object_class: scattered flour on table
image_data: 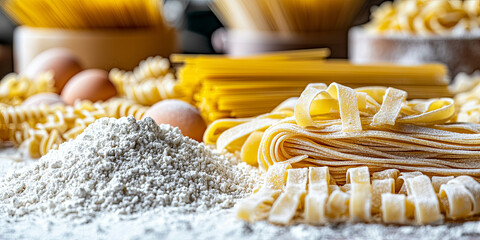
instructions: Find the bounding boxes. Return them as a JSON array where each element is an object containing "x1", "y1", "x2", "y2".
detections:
[{"x1": 0, "y1": 116, "x2": 260, "y2": 221}]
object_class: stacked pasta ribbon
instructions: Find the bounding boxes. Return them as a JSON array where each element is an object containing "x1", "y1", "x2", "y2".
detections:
[
  {"x1": 207, "y1": 83, "x2": 480, "y2": 184},
  {"x1": 237, "y1": 164, "x2": 480, "y2": 224}
]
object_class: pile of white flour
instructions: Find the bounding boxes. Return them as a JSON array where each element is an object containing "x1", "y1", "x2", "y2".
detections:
[{"x1": 0, "y1": 117, "x2": 259, "y2": 221}]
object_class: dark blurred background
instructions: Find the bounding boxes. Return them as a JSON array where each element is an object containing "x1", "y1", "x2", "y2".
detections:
[{"x1": 0, "y1": 0, "x2": 387, "y2": 77}]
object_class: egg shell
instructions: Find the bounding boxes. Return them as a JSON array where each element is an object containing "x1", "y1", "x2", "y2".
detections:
[
  {"x1": 22, "y1": 93, "x2": 64, "y2": 107},
  {"x1": 24, "y1": 48, "x2": 83, "y2": 93},
  {"x1": 143, "y1": 100, "x2": 207, "y2": 142},
  {"x1": 61, "y1": 69, "x2": 117, "y2": 105}
]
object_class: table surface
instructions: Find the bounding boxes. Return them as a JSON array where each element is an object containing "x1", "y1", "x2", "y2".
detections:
[{"x1": 1, "y1": 147, "x2": 480, "y2": 240}]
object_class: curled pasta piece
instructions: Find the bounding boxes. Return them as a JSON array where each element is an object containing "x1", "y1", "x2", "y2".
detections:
[
  {"x1": 101, "y1": 98, "x2": 148, "y2": 120},
  {"x1": 397, "y1": 172, "x2": 423, "y2": 194},
  {"x1": 240, "y1": 131, "x2": 264, "y2": 166},
  {"x1": 236, "y1": 187, "x2": 281, "y2": 222},
  {"x1": 216, "y1": 117, "x2": 280, "y2": 152},
  {"x1": 326, "y1": 189, "x2": 350, "y2": 221},
  {"x1": 236, "y1": 163, "x2": 291, "y2": 222},
  {"x1": 304, "y1": 167, "x2": 330, "y2": 224},
  {"x1": 432, "y1": 176, "x2": 454, "y2": 193},
  {"x1": 381, "y1": 193, "x2": 407, "y2": 224},
  {"x1": 203, "y1": 118, "x2": 251, "y2": 145},
  {"x1": 439, "y1": 183, "x2": 474, "y2": 219},
  {"x1": 346, "y1": 167, "x2": 372, "y2": 222},
  {"x1": 295, "y1": 83, "x2": 362, "y2": 132},
  {"x1": 268, "y1": 168, "x2": 308, "y2": 225},
  {"x1": 372, "y1": 178, "x2": 395, "y2": 214},
  {"x1": 372, "y1": 169, "x2": 400, "y2": 181},
  {"x1": 405, "y1": 175, "x2": 443, "y2": 224},
  {"x1": 448, "y1": 176, "x2": 480, "y2": 215}
]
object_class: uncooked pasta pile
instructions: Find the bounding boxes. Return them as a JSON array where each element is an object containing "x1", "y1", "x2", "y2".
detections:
[
  {"x1": 0, "y1": 73, "x2": 55, "y2": 106},
  {"x1": 207, "y1": 82, "x2": 480, "y2": 184},
  {"x1": 366, "y1": 0, "x2": 480, "y2": 35},
  {"x1": 0, "y1": 98, "x2": 149, "y2": 158},
  {"x1": 174, "y1": 50, "x2": 450, "y2": 123},
  {"x1": 109, "y1": 56, "x2": 186, "y2": 106},
  {"x1": 237, "y1": 163, "x2": 480, "y2": 225}
]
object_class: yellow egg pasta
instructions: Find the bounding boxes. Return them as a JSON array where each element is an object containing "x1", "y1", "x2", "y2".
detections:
[
  {"x1": 238, "y1": 165, "x2": 480, "y2": 225},
  {"x1": 174, "y1": 51, "x2": 450, "y2": 123},
  {"x1": 366, "y1": 0, "x2": 478, "y2": 35},
  {"x1": 0, "y1": 73, "x2": 55, "y2": 106},
  {"x1": 109, "y1": 56, "x2": 185, "y2": 106}
]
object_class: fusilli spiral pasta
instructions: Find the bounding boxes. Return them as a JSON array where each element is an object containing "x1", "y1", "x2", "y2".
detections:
[
  {"x1": 101, "y1": 98, "x2": 148, "y2": 119},
  {"x1": 0, "y1": 72, "x2": 55, "y2": 105},
  {"x1": 109, "y1": 56, "x2": 185, "y2": 105}
]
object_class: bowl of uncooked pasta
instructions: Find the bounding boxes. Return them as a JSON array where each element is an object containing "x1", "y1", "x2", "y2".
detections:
[{"x1": 349, "y1": 0, "x2": 480, "y2": 76}]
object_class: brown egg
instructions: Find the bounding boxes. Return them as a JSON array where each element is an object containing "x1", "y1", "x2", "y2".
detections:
[
  {"x1": 24, "y1": 48, "x2": 83, "y2": 93},
  {"x1": 61, "y1": 69, "x2": 117, "y2": 105},
  {"x1": 22, "y1": 93, "x2": 64, "y2": 107},
  {"x1": 143, "y1": 100, "x2": 207, "y2": 142}
]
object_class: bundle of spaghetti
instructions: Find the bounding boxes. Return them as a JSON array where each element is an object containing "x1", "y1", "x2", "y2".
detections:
[
  {"x1": 174, "y1": 51, "x2": 451, "y2": 122},
  {"x1": 109, "y1": 56, "x2": 186, "y2": 105},
  {"x1": 0, "y1": 72, "x2": 55, "y2": 106},
  {"x1": 2, "y1": 0, "x2": 167, "y2": 29},
  {"x1": 207, "y1": 82, "x2": 480, "y2": 184},
  {"x1": 238, "y1": 164, "x2": 480, "y2": 225},
  {"x1": 366, "y1": 0, "x2": 480, "y2": 35},
  {"x1": 211, "y1": 0, "x2": 365, "y2": 32}
]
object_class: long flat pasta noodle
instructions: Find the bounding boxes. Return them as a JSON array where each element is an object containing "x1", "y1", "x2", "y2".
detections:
[
  {"x1": 241, "y1": 131, "x2": 264, "y2": 166},
  {"x1": 326, "y1": 189, "x2": 350, "y2": 220},
  {"x1": 236, "y1": 162, "x2": 291, "y2": 222},
  {"x1": 448, "y1": 176, "x2": 480, "y2": 215},
  {"x1": 397, "y1": 172, "x2": 423, "y2": 194},
  {"x1": 372, "y1": 169, "x2": 400, "y2": 181},
  {"x1": 372, "y1": 179, "x2": 395, "y2": 214},
  {"x1": 263, "y1": 162, "x2": 292, "y2": 190},
  {"x1": 372, "y1": 88, "x2": 407, "y2": 126},
  {"x1": 304, "y1": 167, "x2": 330, "y2": 224},
  {"x1": 269, "y1": 168, "x2": 308, "y2": 225},
  {"x1": 327, "y1": 83, "x2": 362, "y2": 132},
  {"x1": 406, "y1": 175, "x2": 443, "y2": 224},
  {"x1": 216, "y1": 117, "x2": 279, "y2": 152},
  {"x1": 405, "y1": 196, "x2": 416, "y2": 220},
  {"x1": 346, "y1": 167, "x2": 372, "y2": 222},
  {"x1": 432, "y1": 176, "x2": 454, "y2": 193},
  {"x1": 381, "y1": 193, "x2": 407, "y2": 224},
  {"x1": 236, "y1": 187, "x2": 281, "y2": 222},
  {"x1": 203, "y1": 118, "x2": 250, "y2": 144},
  {"x1": 439, "y1": 183, "x2": 474, "y2": 219},
  {"x1": 294, "y1": 83, "x2": 327, "y2": 128}
]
